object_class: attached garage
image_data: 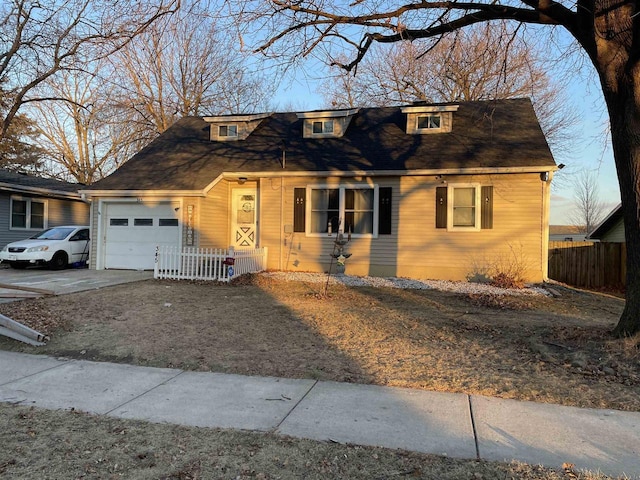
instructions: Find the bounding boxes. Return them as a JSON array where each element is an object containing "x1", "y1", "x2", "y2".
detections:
[{"x1": 102, "y1": 201, "x2": 181, "y2": 270}]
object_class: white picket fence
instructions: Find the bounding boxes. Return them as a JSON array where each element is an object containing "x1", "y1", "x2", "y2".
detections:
[{"x1": 154, "y1": 246, "x2": 268, "y2": 282}]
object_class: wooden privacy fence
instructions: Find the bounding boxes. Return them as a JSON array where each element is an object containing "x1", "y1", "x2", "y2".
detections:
[
  {"x1": 548, "y1": 241, "x2": 626, "y2": 288},
  {"x1": 154, "y1": 246, "x2": 268, "y2": 282}
]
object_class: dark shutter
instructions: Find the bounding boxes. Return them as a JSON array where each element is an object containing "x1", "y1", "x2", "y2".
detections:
[
  {"x1": 293, "y1": 188, "x2": 306, "y2": 232},
  {"x1": 378, "y1": 187, "x2": 392, "y2": 235},
  {"x1": 436, "y1": 187, "x2": 447, "y2": 229},
  {"x1": 481, "y1": 186, "x2": 493, "y2": 229}
]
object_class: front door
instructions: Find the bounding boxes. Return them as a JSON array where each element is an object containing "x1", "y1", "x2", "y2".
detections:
[{"x1": 231, "y1": 188, "x2": 257, "y2": 248}]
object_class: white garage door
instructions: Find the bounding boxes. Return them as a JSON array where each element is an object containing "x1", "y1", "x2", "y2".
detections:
[{"x1": 104, "y1": 202, "x2": 180, "y2": 270}]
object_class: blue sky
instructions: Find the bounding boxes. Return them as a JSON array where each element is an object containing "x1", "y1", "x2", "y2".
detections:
[{"x1": 270, "y1": 66, "x2": 621, "y2": 227}]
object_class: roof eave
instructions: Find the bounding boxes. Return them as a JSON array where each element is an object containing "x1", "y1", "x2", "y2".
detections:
[
  {"x1": 0, "y1": 182, "x2": 84, "y2": 201},
  {"x1": 222, "y1": 165, "x2": 558, "y2": 179},
  {"x1": 588, "y1": 203, "x2": 622, "y2": 239},
  {"x1": 79, "y1": 189, "x2": 206, "y2": 198}
]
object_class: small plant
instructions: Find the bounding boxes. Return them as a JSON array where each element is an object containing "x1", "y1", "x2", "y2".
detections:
[
  {"x1": 467, "y1": 243, "x2": 530, "y2": 289},
  {"x1": 491, "y1": 271, "x2": 524, "y2": 289}
]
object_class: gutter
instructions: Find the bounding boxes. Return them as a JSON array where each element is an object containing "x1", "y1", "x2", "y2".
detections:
[
  {"x1": 79, "y1": 189, "x2": 206, "y2": 199},
  {"x1": 0, "y1": 313, "x2": 49, "y2": 346},
  {"x1": 0, "y1": 183, "x2": 85, "y2": 201},
  {"x1": 221, "y1": 165, "x2": 559, "y2": 179},
  {"x1": 79, "y1": 166, "x2": 558, "y2": 197}
]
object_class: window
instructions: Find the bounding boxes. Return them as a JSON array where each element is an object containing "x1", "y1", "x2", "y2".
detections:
[
  {"x1": 134, "y1": 218, "x2": 153, "y2": 226},
  {"x1": 219, "y1": 125, "x2": 238, "y2": 137},
  {"x1": 159, "y1": 218, "x2": 179, "y2": 227},
  {"x1": 70, "y1": 229, "x2": 90, "y2": 241},
  {"x1": 452, "y1": 187, "x2": 476, "y2": 227},
  {"x1": 417, "y1": 114, "x2": 441, "y2": 130},
  {"x1": 110, "y1": 218, "x2": 128, "y2": 226},
  {"x1": 435, "y1": 185, "x2": 493, "y2": 231},
  {"x1": 10, "y1": 197, "x2": 46, "y2": 230},
  {"x1": 312, "y1": 120, "x2": 334, "y2": 135},
  {"x1": 344, "y1": 189, "x2": 374, "y2": 234},
  {"x1": 310, "y1": 188, "x2": 339, "y2": 233},
  {"x1": 308, "y1": 186, "x2": 377, "y2": 235}
]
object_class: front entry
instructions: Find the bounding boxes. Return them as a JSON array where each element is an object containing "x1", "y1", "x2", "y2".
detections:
[{"x1": 231, "y1": 188, "x2": 257, "y2": 248}]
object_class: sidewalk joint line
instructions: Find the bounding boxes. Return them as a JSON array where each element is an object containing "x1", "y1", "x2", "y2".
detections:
[
  {"x1": 272, "y1": 379, "x2": 318, "y2": 433},
  {"x1": 468, "y1": 395, "x2": 480, "y2": 460},
  {"x1": 103, "y1": 369, "x2": 185, "y2": 416},
  {"x1": 0, "y1": 356, "x2": 76, "y2": 388}
]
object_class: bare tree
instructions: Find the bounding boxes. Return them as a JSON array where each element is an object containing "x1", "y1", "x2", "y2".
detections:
[
  {"x1": 569, "y1": 170, "x2": 606, "y2": 235},
  {"x1": 235, "y1": 0, "x2": 640, "y2": 336},
  {"x1": 28, "y1": 66, "x2": 135, "y2": 184},
  {"x1": 0, "y1": 0, "x2": 179, "y2": 144},
  {"x1": 320, "y1": 23, "x2": 576, "y2": 155},
  {"x1": 109, "y1": 0, "x2": 273, "y2": 146},
  {"x1": 18, "y1": 0, "x2": 272, "y2": 184}
]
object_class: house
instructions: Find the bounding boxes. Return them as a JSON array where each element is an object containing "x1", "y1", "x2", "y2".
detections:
[
  {"x1": 549, "y1": 225, "x2": 589, "y2": 242},
  {"x1": 589, "y1": 204, "x2": 624, "y2": 242},
  {"x1": 0, "y1": 169, "x2": 89, "y2": 248},
  {"x1": 81, "y1": 98, "x2": 557, "y2": 282}
]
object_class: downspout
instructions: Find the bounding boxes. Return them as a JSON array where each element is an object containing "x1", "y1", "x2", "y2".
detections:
[
  {"x1": 280, "y1": 177, "x2": 284, "y2": 271},
  {"x1": 541, "y1": 171, "x2": 553, "y2": 282}
]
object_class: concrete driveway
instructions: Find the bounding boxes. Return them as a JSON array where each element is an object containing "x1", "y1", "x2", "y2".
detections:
[{"x1": 0, "y1": 264, "x2": 153, "y2": 302}]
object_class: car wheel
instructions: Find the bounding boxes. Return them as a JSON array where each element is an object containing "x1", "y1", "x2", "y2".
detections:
[
  {"x1": 9, "y1": 262, "x2": 27, "y2": 269},
  {"x1": 49, "y1": 251, "x2": 68, "y2": 270}
]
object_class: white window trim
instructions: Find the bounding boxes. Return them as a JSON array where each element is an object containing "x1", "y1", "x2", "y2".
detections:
[
  {"x1": 416, "y1": 114, "x2": 443, "y2": 132},
  {"x1": 311, "y1": 119, "x2": 335, "y2": 136},
  {"x1": 219, "y1": 124, "x2": 238, "y2": 137},
  {"x1": 305, "y1": 184, "x2": 379, "y2": 238},
  {"x1": 447, "y1": 184, "x2": 481, "y2": 231},
  {"x1": 9, "y1": 196, "x2": 48, "y2": 231}
]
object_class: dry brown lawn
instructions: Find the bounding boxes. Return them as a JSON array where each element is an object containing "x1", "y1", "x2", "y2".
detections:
[{"x1": 0, "y1": 275, "x2": 637, "y2": 412}]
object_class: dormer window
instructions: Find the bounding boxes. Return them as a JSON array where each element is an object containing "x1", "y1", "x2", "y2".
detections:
[
  {"x1": 417, "y1": 114, "x2": 441, "y2": 131},
  {"x1": 219, "y1": 125, "x2": 237, "y2": 137},
  {"x1": 402, "y1": 104, "x2": 458, "y2": 135},
  {"x1": 204, "y1": 113, "x2": 272, "y2": 141},
  {"x1": 312, "y1": 120, "x2": 334, "y2": 135},
  {"x1": 297, "y1": 108, "x2": 359, "y2": 138}
]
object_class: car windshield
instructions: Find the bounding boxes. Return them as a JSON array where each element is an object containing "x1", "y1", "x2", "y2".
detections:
[{"x1": 29, "y1": 227, "x2": 75, "y2": 241}]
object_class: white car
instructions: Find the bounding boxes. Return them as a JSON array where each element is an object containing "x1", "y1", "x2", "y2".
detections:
[{"x1": 0, "y1": 226, "x2": 90, "y2": 270}]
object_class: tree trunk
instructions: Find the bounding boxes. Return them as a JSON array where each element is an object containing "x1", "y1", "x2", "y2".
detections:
[
  {"x1": 586, "y1": 0, "x2": 640, "y2": 337},
  {"x1": 600, "y1": 73, "x2": 640, "y2": 337}
]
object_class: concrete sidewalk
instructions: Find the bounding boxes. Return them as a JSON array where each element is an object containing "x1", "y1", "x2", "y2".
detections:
[{"x1": 0, "y1": 351, "x2": 638, "y2": 478}]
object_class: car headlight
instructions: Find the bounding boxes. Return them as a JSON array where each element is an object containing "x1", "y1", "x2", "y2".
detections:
[{"x1": 26, "y1": 246, "x2": 49, "y2": 252}]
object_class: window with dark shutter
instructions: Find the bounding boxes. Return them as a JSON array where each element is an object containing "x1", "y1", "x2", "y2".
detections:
[
  {"x1": 293, "y1": 188, "x2": 306, "y2": 232},
  {"x1": 378, "y1": 187, "x2": 392, "y2": 235},
  {"x1": 436, "y1": 187, "x2": 447, "y2": 228},
  {"x1": 481, "y1": 186, "x2": 493, "y2": 229}
]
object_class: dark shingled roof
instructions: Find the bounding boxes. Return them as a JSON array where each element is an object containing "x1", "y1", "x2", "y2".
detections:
[
  {"x1": 589, "y1": 204, "x2": 623, "y2": 239},
  {"x1": 87, "y1": 98, "x2": 556, "y2": 192},
  {"x1": 0, "y1": 169, "x2": 84, "y2": 195}
]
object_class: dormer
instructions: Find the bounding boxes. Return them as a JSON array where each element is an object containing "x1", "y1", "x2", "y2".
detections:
[
  {"x1": 204, "y1": 113, "x2": 272, "y2": 141},
  {"x1": 401, "y1": 105, "x2": 459, "y2": 135},
  {"x1": 296, "y1": 108, "x2": 359, "y2": 139}
]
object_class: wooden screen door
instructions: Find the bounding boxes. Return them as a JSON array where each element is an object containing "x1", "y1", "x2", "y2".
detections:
[{"x1": 231, "y1": 188, "x2": 257, "y2": 248}]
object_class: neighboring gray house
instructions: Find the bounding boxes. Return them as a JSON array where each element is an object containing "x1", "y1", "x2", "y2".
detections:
[
  {"x1": 0, "y1": 169, "x2": 90, "y2": 248},
  {"x1": 589, "y1": 204, "x2": 624, "y2": 242}
]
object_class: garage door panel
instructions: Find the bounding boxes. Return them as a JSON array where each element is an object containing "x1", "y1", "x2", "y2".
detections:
[{"x1": 104, "y1": 202, "x2": 180, "y2": 270}]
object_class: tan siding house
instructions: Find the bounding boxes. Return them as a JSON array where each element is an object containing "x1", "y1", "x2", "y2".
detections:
[{"x1": 81, "y1": 99, "x2": 557, "y2": 281}]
